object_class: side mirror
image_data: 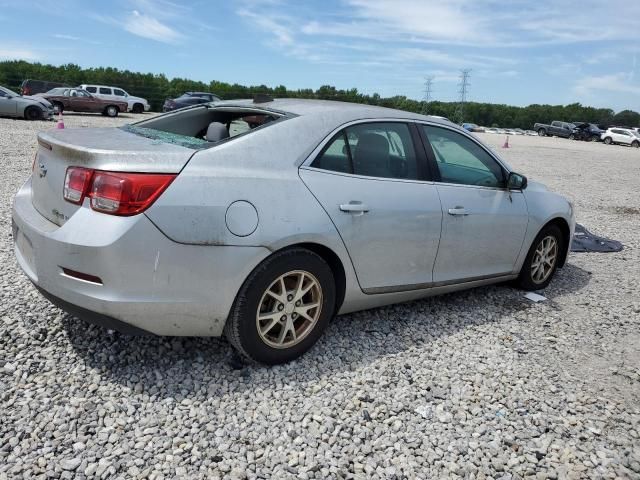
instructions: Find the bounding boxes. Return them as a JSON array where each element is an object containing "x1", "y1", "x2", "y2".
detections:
[{"x1": 507, "y1": 172, "x2": 527, "y2": 190}]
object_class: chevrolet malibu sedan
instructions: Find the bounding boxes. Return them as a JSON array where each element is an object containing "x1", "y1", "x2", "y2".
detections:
[{"x1": 12, "y1": 98, "x2": 575, "y2": 364}]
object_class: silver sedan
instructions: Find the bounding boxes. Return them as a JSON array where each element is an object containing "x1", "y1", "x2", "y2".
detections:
[
  {"x1": 0, "y1": 85, "x2": 55, "y2": 120},
  {"x1": 12, "y1": 98, "x2": 575, "y2": 364}
]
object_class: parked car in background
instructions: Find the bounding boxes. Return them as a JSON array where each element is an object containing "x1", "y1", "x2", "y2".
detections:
[
  {"x1": 79, "y1": 85, "x2": 150, "y2": 113},
  {"x1": 485, "y1": 128, "x2": 499, "y2": 134},
  {"x1": 163, "y1": 92, "x2": 221, "y2": 112},
  {"x1": 513, "y1": 129, "x2": 525, "y2": 135},
  {"x1": 462, "y1": 123, "x2": 484, "y2": 132},
  {"x1": 38, "y1": 88, "x2": 128, "y2": 117},
  {"x1": 533, "y1": 121, "x2": 578, "y2": 138},
  {"x1": 525, "y1": 130, "x2": 538, "y2": 136},
  {"x1": 572, "y1": 122, "x2": 603, "y2": 142},
  {"x1": 20, "y1": 79, "x2": 66, "y2": 96},
  {"x1": 0, "y1": 85, "x2": 55, "y2": 120},
  {"x1": 12, "y1": 98, "x2": 575, "y2": 364},
  {"x1": 601, "y1": 128, "x2": 640, "y2": 147}
]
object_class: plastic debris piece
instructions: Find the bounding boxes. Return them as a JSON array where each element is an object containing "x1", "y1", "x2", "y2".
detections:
[
  {"x1": 571, "y1": 224, "x2": 623, "y2": 253},
  {"x1": 524, "y1": 292, "x2": 547, "y2": 303}
]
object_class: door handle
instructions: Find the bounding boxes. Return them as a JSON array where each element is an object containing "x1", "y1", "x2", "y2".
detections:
[
  {"x1": 339, "y1": 202, "x2": 369, "y2": 214},
  {"x1": 448, "y1": 206, "x2": 469, "y2": 216}
]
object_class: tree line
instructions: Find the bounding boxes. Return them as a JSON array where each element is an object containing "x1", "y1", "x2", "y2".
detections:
[{"x1": 1, "y1": 60, "x2": 638, "y2": 128}]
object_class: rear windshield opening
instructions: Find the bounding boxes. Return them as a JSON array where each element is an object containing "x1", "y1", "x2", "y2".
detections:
[{"x1": 122, "y1": 106, "x2": 285, "y2": 149}]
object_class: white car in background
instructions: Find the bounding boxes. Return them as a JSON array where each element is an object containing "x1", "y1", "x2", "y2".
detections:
[
  {"x1": 601, "y1": 128, "x2": 640, "y2": 148},
  {"x1": 79, "y1": 84, "x2": 150, "y2": 113}
]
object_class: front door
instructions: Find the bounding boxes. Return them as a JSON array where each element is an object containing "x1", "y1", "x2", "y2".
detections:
[
  {"x1": 0, "y1": 90, "x2": 16, "y2": 115},
  {"x1": 300, "y1": 122, "x2": 442, "y2": 292},
  {"x1": 420, "y1": 124, "x2": 529, "y2": 284}
]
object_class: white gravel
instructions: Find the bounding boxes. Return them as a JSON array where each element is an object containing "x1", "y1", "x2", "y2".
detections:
[{"x1": 1, "y1": 115, "x2": 639, "y2": 479}]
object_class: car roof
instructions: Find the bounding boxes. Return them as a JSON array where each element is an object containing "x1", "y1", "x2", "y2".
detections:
[{"x1": 213, "y1": 98, "x2": 455, "y2": 127}]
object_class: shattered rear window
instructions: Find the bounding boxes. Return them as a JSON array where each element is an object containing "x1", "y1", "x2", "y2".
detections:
[{"x1": 120, "y1": 125, "x2": 209, "y2": 149}]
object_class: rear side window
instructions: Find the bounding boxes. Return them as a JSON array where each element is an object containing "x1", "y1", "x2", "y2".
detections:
[
  {"x1": 99, "y1": 87, "x2": 111, "y2": 94},
  {"x1": 312, "y1": 122, "x2": 418, "y2": 180},
  {"x1": 85, "y1": 86, "x2": 97, "y2": 93}
]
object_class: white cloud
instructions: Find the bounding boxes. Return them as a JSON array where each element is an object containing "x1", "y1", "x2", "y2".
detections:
[
  {"x1": 0, "y1": 48, "x2": 39, "y2": 61},
  {"x1": 53, "y1": 34, "x2": 81, "y2": 41},
  {"x1": 123, "y1": 10, "x2": 183, "y2": 44},
  {"x1": 574, "y1": 74, "x2": 640, "y2": 97}
]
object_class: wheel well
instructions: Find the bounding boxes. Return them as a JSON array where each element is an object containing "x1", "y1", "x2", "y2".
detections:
[
  {"x1": 283, "y1": 243, "x2": 346, "y2": 313},
  {"x1": 544, "y1": 218, "x2": 571, "y2": 267}
]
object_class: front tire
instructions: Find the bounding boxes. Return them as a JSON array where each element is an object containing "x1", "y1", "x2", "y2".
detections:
[
  {"x1": 538, "y1": 129, "x2": 547, "y2": 136},
  {"x1": 632, "y1": 141, "x2": 639, "y2": 148},
  {"x1": 517, "y1": 224, "x2": 563, "y2": 291},
  {"x1": 604, "y1": 137, "x2": 612, "y2": 145},
  {"x1": 132, "y1": 103, "x2": 144, "y2": 114},
  {"x1": 225, "y1": 248, "x2": 336, "y2": 365},
  {"x1": 105, "y1": 105, "x2": 119, "y2": 117},
  {"x1": 24, "y1": 106, "x2": 42, "y2": 121},
  {"x1": 569, "y1": 134, "x2": 575, "y2": 140}
]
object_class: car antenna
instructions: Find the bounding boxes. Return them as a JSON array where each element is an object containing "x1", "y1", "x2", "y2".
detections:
[{"x1": 253, "y1": 94, "x2": 274, "y2": 104}]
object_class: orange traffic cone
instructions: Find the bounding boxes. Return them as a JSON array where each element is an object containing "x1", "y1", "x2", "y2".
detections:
[
  {"x1": 56, "y1": 111, "x2": 64, "y2": 129},
  {"x1": 502, "y1": 135, "x2": 509, "y2": 148}
]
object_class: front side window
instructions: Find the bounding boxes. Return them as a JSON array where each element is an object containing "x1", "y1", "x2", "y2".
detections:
[
  {"x1": 422, "y1": 125, "x2": 505, "y2": 188},
  {"x1": 85, "y1": 86, "x2": 97, "y2": 93},
  {"x1": 114, "y1": 89, "x2": 126, "y2": 96},
  {"x1": 312, "y1": 122, "x2": 418, "y2": 180}
]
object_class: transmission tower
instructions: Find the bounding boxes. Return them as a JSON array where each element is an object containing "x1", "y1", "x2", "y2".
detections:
[
  {"x1": 455, "y1": 69, "x2": 471, "y2": 123},
  {"x1": 421, "y1": 76, "x2": 434, "y2": 115}
]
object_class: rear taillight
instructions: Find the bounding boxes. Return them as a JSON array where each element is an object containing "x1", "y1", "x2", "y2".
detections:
[
  {"x1": 63, "y1": 167, "x2": 176, "y2": 216},
  {"x1": 63, "y1": 167, "x2": 93, "y2": 204}
]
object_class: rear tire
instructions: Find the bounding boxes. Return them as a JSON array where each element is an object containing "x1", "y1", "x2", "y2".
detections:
[
  {"x1": 24, "y1": 106, "x2": 42, "y2": 121},
  {"x1": 517, "y1": 224, "x2": 563, "y2": 291},
  {"x1": 568, "y1": 134, "x2": 575, "y2": 140},
  {"x1": 224, "y1": 248, "x2": 336, "y2": 365},
  {"x1": 105, "y1": 105, "x2": 119, "y2": 117},
  {"x1": 53, "y1": 102, "x2": 63, "y2": 113},
  {"x1": 591, "y1": 135, "x2": 599, "y2": 142},
  {"x1": 604, "y1": 137, "x2": 612, "y2": 145}
]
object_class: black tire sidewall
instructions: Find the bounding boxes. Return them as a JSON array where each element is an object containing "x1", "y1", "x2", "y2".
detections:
[
  {"x1": 227, "y1": 249, "x2": 336, "y2": 364},
  {"x1": 25, "y1": 106, "x2": 41, "y2": 120},
  {"x1": 517, "y1": 225, "x2": 564, "y2": 291}
]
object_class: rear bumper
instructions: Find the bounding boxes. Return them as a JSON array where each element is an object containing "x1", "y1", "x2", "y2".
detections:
[{"x1": 12, "y1": 177, "x2": 270, "y2": 336}]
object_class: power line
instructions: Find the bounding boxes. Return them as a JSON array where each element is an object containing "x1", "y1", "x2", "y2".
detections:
[
  {"x1": 455, "y1": 69, "x2": 471, "y2": 123},
  {"x1": 421, "y1": 76, "x2": 434, "y2": 115}
]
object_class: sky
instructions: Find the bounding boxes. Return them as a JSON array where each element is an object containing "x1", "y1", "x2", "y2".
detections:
[{"x1": 1, "y1": 0, "x2": 639, "y2": 111}]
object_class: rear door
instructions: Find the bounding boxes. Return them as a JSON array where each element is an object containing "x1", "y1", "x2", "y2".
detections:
[
  {"x1": 419, "y1": 124, "x2": 528, "y2": 284},
  {"x1": 300, "y1": 121, "x2": 442, "y2": 293}
]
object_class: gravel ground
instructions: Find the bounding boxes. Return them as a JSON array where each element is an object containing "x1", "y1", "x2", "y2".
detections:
[{"x1": 1, "y1": 115, "x2": 639, "y2": 479}]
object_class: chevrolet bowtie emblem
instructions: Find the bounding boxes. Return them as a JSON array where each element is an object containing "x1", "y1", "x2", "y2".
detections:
[{"x1": 38, "y1": 162, "x2": 47, "y2": 178}]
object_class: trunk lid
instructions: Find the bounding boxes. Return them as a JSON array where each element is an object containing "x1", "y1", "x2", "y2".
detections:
[{"x1": 32, "y1": 127, "x2": 196, "y2": 226}]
